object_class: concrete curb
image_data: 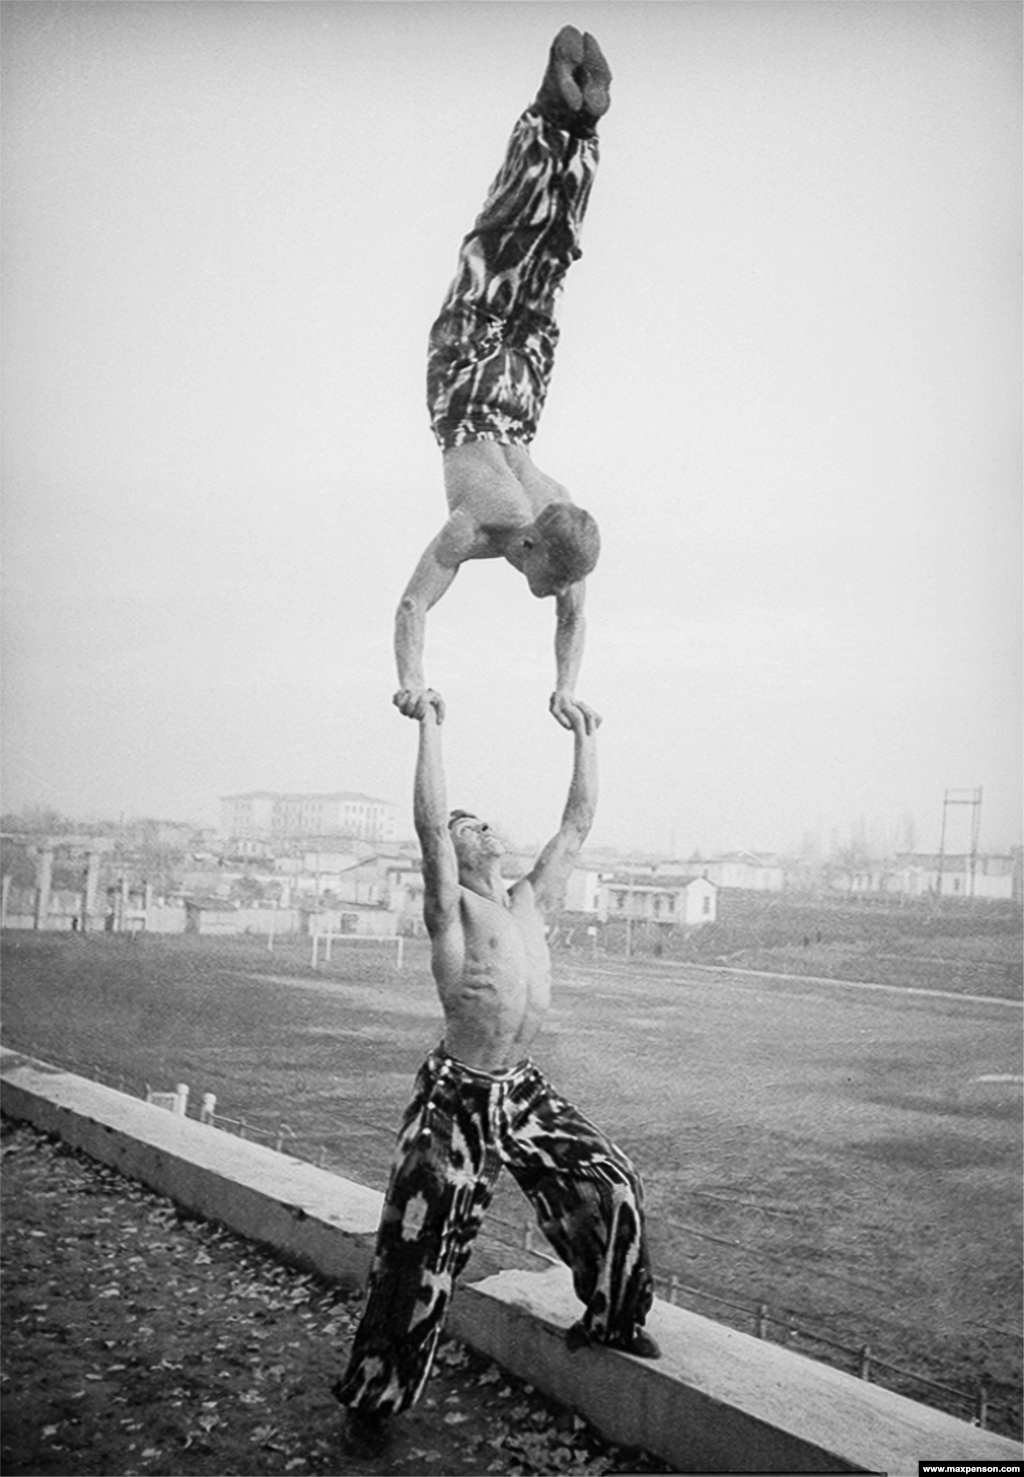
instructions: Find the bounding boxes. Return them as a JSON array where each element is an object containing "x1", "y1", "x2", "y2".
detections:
[
  {"x1": 0, "y1": 1049, "x2": 380, "y2": 1288},
  {"x1": 2, "y1": 1048, "x2": 1020, "y2": 1475}
]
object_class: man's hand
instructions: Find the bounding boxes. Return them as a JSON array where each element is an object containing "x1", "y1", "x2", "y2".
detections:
[
  {"x1": 550, "y1": 690, "x2": 602, "y2": 734},
  {"x1": 394, "y1": 687, "x2": 446, "y2": 724}
]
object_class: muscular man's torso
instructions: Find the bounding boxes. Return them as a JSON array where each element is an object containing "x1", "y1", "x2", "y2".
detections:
[{"x1": 431, "y1": 878, "x2": 551, "y2": 1071}]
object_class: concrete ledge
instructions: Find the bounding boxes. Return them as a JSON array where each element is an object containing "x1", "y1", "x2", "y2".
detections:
[
  {"x1": 0, "y1": 1048, "x2": 380, "y2": 1288},
  {"x1": 3, "y1": 1048, "x2": 1021, "y2": 1475},
  {"x1": 453, "y1": 1267, "x2": 1023, "y2": 1475}
]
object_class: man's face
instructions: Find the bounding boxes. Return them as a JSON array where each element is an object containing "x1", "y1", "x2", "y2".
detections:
[
  {"x1": 523, "y1": 542, "x2": 568, "y2": 600},
  {"x1": 449, "y1": 814, "x2": 504, "y2": 867}
]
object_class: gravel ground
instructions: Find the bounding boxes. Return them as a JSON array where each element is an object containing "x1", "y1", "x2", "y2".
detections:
[{"x1": 0, "y1": 1119, "x2": 672, "y2": 1477}]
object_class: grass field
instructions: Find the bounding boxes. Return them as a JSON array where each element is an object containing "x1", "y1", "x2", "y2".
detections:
[{"x1": 2, "y1": 916, "x2": 1021, "y2": 1439}]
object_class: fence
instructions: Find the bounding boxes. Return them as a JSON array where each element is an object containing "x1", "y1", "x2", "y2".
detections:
[
  {"x1": 651, "y1": 1273, "x2": 995, "y2": 1429},
  {"x1": 4, "y1": 1036, "x2": 1019, "y2": 1438}
]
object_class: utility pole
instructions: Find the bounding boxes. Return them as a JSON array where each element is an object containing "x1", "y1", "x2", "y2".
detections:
[{"x1": 936, "y1": 788, "x2": 982, "y2": 900}]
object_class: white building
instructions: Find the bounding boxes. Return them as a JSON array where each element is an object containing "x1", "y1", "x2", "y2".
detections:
[
  {"x1": 599, "y1": 875, "x2": 717, "y2": 927},
  {"x1": 220, "y1": 791, "x2": 396, "y2": 845},
  {"x1": 657, "y1": 853, "x2": 784, "y2": 892},
  {"x1": 891, "y1": 852, "x2": 1017, "y2": 901},
  {"x1": 564, "y1": 867, "x2": 603, "y2": 914}
]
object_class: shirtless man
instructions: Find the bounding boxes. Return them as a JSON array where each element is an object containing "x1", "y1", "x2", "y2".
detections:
[
  {"x1": 333, "y1": 694, "x2": 658, "y2": 1445},
  {"x1": 394, "y1": 27, "x2": 610, "y2": 734}
]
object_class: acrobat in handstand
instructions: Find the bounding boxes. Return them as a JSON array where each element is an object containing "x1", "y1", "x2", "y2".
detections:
[{"x1": 394, "y1": 26, "x2": 611, "y2": 734}]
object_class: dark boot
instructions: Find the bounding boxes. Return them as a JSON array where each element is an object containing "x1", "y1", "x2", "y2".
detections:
[
  {"x1": 337, "y1": 1405, "x2": 393, "y2": 1459},
  {"x1": 566, "y1": 1319, "x2": 661, "y2": 1359}
]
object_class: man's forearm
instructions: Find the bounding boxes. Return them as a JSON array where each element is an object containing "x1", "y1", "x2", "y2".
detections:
[
  {"x1": 553, "y1": 597, "x2": 586, "y2": 697},
  {"x1": 395, "y1": 593, "x2": 427, "y2": 692},
  {"x1": 394, "y1": 535, "x2": 462, "y2": 695},
  {"x1": 561, "y1": 728, "x2": 597, "y2": 842},
  {"x1": 414, "y1": 707, "x2": 447, "y2": 837}
]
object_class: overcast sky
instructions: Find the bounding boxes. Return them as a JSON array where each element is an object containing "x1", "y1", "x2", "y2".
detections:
[{"x1": 2, "y1": 1, "x2": 1020, "y2": 857}]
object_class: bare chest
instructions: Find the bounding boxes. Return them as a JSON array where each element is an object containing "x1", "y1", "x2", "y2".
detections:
[{"x1": 460, "y1": 889, "x2": 547, "y2": 979}]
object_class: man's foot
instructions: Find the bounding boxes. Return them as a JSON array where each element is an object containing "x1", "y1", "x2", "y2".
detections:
[
  {"x1": 536, "y1": 25, "x2": 584, "y2": 119},
  {"x1": 566, "y1": 1320, "x2": 661, "y2": 1359},
  {"x1": 580, "y1": 33, "x2": 612, "y2": 120},
  {"x1": 607, "y1": 1327, "x2": 662, "y2": 1359},
  {"x1": 338, "y1": 1407, "x2": 393, "y2": 1459},
  {"x1": 565, "y1": 1318, "x2": 592, "y2": 1352},
  {"x1": 535, "y1": 27, "x2": 611, "y2": 135}
]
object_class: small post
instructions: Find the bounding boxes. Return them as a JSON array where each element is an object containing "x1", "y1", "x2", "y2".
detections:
[
  {"x1": 317, "y1": 1145, "x2": 327, "y2": 1167},
  {"x1": 858, "y1": 1344, "x2": 872, "y2": 1380},
  {"x1": 755, "y1": 1303, "x2": 769, "y2": 1339},
  {"x1": 669, "y1": 1275, "x2": 680, "y2": 1306},
  {"x1": 200, "y1": 1092, "x2": 217, "y2": 1124},
  {"x1": 976, "y1": 1377, "x2": 989, "y2": 1429},
  {"x1": 396, "y1": 936, "x2": 404, "y2": 969},
  {"x1": 239, "y1": 1116, "x2": 248, "y2": 1140},
  {"x1": 274, "y1": 1121, "x2": 288, "y2": 1153},
  {"x1": 325, "y1": 928, "x2": 333, "y2": 963},
  {"x1": 174, "y1": 1083, "x2": 189, "y2": 1117},
  {"x1": 311, "y1": 930, "x2": 319, "y2": 969}
]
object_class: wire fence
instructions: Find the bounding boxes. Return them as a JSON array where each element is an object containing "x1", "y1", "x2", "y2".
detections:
[{"x1": 3, "y1": 1036, "x2": 1019, "y2": 1437}]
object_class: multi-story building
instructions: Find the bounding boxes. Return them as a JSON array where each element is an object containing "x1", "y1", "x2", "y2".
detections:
[{"x1": 220, "y1": 791, "x2": 397, "y2": 845}]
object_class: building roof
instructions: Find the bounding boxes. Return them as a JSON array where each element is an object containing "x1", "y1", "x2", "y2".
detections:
[
  {"x1": 220, "y1": 791, "x2": 393, "y2": 806},
  {"x1": 605, "y1": 875, "x2": 716, "y2": 892}
]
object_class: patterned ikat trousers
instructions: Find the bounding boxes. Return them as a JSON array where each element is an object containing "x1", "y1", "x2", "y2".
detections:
[
  {"x1": 334, "y1": 1047, "x2": 654, "y2": 1416},
  {"x1": 427, "y1": 107, "x2": 599, "y2": 450}
]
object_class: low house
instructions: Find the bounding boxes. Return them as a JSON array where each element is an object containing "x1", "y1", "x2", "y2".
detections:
[
  {"x1": 892, "y1": 852, "x2": 1017, "y2": 901},
  {"x1": 383, "y1": 860, "x2": 425, "y2": 927},
  {"x1": 599, "y1": 875, "x2": 717, "y2": 927},
  {"x1": 564, "y1": 867, "x2": 603, "y2": 914},
  {"x1": 651, "y1": 853, "x2": 784, "y2": 892},
  {"x1": 183, "y1": 898, "x2": 304, "y2": 936},
  {"x1": 308, "y1": 903, "x2": 399, "y2": 937}
]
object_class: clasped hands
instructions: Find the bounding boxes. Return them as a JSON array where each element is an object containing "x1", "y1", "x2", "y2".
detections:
[{"x1": 393, "y1": 685, "x2": 601, "y2": 732}]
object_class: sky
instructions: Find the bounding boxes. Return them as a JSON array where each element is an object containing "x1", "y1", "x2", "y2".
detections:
[{"x1": 2, "y1": 0, "x2": 1021, "y2": 858}]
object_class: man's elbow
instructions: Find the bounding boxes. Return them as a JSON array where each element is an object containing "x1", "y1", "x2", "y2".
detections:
[{"x1": 396, "y1": 592, "x2": 424, "y2": 624}]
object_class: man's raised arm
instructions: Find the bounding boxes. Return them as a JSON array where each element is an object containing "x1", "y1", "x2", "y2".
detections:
[
  {"x1": 394, "y1": 512, "x2": 480, "y2": 720},
  {"x1": 413, "y1": 695, "x2": 460, "y2": 936},
  {"x1": 525, "y1": 705, "x2": 598, "y2": 913},
  {"x1": 549, "y1": 581, "x2": 601, "y2": 734}
]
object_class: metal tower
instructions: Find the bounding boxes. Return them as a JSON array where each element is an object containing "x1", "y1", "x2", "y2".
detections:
[{"x1": 936, "y1": 787, "x2": 982, "y2": 898}]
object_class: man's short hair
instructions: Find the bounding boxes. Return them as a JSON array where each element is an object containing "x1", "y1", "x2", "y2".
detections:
[{"x1": 534, "y1": 503, "x2": 601, "y2": 585}]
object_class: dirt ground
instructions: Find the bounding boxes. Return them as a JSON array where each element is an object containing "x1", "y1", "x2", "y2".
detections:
[
  {"x1": 3, "y1": 928, "x2": 1021, "y2": 1440},
  {"x1": 0, "y1": 1118, "x2": 673, "y2": 1477}
]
